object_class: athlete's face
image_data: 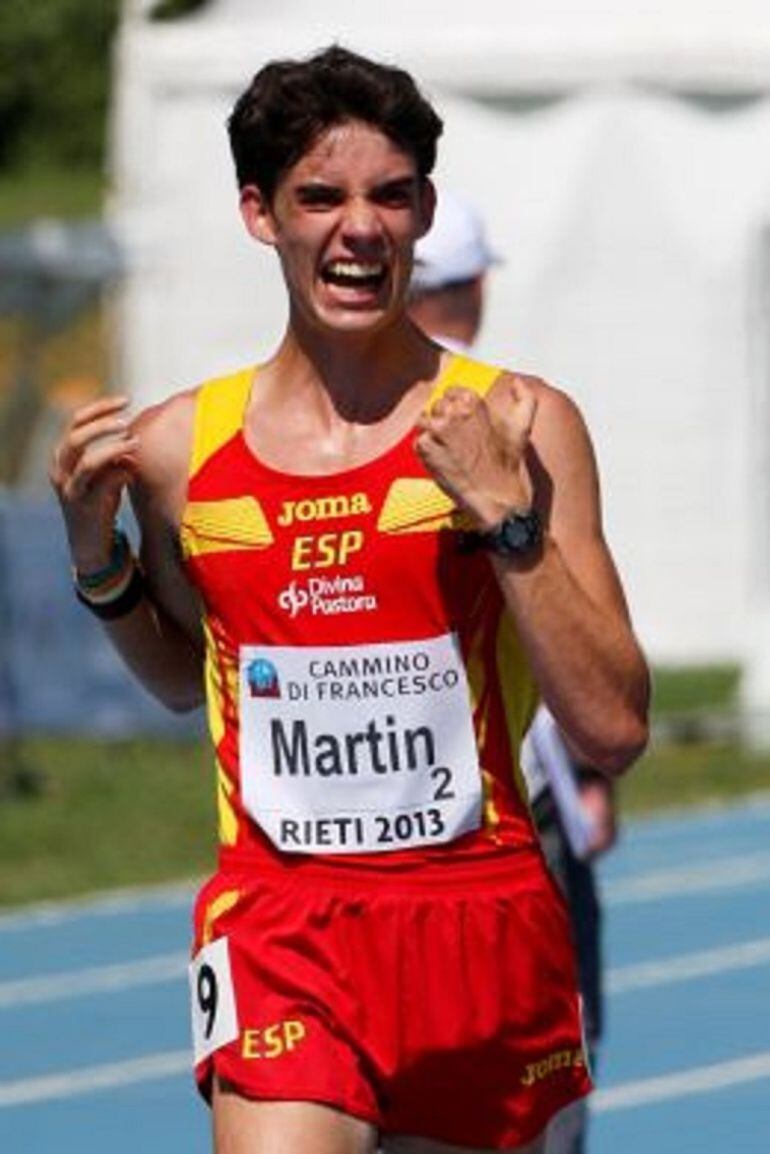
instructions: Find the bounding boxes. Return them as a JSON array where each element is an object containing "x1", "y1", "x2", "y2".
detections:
[{"x1": 240, "y1": 121, "x2": 435, "y2": 335}]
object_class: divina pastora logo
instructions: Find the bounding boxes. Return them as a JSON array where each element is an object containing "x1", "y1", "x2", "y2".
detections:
[
  {"x1": 277, "y1": 576, "x2": 378, "y2": 619},
  {"x1": 246, "y1": 658, "x2": 281, "y2": 699}
]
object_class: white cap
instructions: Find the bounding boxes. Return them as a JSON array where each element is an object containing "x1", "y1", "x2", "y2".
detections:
[{"x1": 411, "y1": 190, "x2": 500, "y2": 292}]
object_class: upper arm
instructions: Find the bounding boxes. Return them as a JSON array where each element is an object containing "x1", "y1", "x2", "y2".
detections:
[
  {"x1": 515, "y1": 376, "x2": 632, "y2": 625},
  {"x1": 128, "y1": 392, "x2": 204, "y2": 652}
]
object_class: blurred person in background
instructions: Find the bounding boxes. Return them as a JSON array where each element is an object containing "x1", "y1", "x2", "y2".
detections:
[
  {"x1": 50, "y1": 46, "x2": 648, "y2": 1154},
  {"x1": 407, "y1": 190, "x2": 497, "y2": 351},
  {"x1": 409, "y1": 190, "x2": 621, "y2": 1154}
]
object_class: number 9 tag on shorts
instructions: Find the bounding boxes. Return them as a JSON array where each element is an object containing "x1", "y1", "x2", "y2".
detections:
[{"x1": 189, "y1": 937, "x2": 239, "y2": 1064}]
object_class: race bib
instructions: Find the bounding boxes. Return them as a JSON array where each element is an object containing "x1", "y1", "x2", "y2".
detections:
[
  {"x1": 239, "y1": 634, "x2": 482, "y2": 854},
  {"x1": 189, "y1": 937, "x2": 239, "y2": 1064}
]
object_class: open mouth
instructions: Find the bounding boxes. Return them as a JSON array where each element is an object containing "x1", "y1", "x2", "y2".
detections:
[{"x1": 321, "y1": 260, "x2": 387, "y2": 291}]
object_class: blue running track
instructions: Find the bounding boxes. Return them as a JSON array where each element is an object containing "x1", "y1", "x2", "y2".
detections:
[{"x1": 2, "y1": 798, "x2": 769, "y2": 1153}]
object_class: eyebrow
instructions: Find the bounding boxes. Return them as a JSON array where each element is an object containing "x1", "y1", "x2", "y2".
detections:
[
  {"x1": 293, "y1": 174, "x2": 419, "y2": 199},
  {"x1": 374, "y1": 175, "x2": 420, "y2": 195},
  {"x1": 294, "y1": 182, "x2": 343, "y2": 200}
]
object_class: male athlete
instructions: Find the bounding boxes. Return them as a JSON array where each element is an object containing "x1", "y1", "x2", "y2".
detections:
[{"x1": 50, "y1": 46, "x2": 649, "y2": 1154}]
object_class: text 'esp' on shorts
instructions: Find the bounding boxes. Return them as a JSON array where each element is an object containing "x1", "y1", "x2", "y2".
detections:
[{"x1": 189, "y1": 850, "x2": 592, "y2": 1150}]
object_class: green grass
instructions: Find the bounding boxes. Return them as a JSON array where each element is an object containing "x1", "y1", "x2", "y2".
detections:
[
  {"x1": 619, "y1": 741, "x2": 770, "y2": 816},
  {"x1": 651, "y1": 663, "x2": 741, "y2": 716},
  {"x1": 0, "y1": 164, "x2": 105, "y2": 228},
  {"x1": 0, "y1": 738, "x2": 217, "y2": 907},
  {"x1": 2, "y1": 728, "x2": 770, "y2": 909}
]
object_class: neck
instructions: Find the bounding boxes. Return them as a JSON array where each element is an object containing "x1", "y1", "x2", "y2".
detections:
[{"x1": 270, "y1": 313, "x2": 440, "y2": 425}]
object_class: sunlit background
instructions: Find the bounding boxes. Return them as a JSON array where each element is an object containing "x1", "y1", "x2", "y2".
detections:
[{"x1": 1, "y1": 3, "x2": 769, "y2": 1152}]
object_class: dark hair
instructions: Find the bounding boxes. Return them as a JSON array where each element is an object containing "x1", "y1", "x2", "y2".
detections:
[{"x1": 227, "y1": 45, "x2": 443, "y2": 199}]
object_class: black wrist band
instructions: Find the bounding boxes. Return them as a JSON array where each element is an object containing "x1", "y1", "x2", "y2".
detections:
[
  {"x1": 74, "y1": 528, "x2": 131, "y2": 590},
  {"x1": 75, "y1": 565, "x2": 146, "y2": 621}
]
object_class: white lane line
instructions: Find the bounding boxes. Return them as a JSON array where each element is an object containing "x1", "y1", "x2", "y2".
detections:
[
  {"x1": 0, "y1": 1051, "x2": 191, "y2": 1108},
  {"x1": 0, "y1": 952, "x2": 187, "y2": 1009},
  {"x1": 604, "y1": 851, "x2": 770, "y2": 905},
  {"x1": 608, "y1": 936, "x2": 770, "y2": 993},
  {"x1": 594, "y1": 1050, "x2": 770, "y2": 1111},
  {"x1": 0, "y1": 881, "x2": 197, "y2": 932},
  {"x1": 3, "y1": 933, "x2": 768, "y2": 1013}
]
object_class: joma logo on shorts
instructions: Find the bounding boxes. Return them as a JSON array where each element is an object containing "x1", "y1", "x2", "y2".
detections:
[
  {"x1": 277, "y1": 493, "x2": 372, "y2": 527},
  {"x1": 520, "y1": 1047, "x2": 585, "y2": 1086},
  {"x1": 241, "y1": 1018, "x2": 307, "y2": 1060}
]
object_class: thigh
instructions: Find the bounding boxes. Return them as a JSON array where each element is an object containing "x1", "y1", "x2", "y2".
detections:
[
  {"x1": 544, "y1": 1098, "x2": 588, "y2": 1154},
  {"x1": 383, "y1": 1134, "x2": 546, "y2": 1154},
  {"x1": 213, "y1": 1078, "x2": 378, "y2": 1154}
]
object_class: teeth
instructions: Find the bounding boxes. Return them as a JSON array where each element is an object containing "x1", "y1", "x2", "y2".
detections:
[{"x1": 326, "y1": 261, "x2": 384, "y2": 279}]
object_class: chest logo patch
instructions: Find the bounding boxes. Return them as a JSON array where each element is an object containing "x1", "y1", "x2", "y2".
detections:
[
  {"x1": 181, "y1": 498, "x2": 274, "y2": 557},
  {"x1": 378, "y1": 479, "x2": 470, "y2": 534}
]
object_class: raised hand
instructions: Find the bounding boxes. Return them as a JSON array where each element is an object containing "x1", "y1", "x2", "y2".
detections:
[
  {"x1": 49, "y1": 395, "x2": 139, "y2": 571},
  {"x1": 414, "y1": 376, "x2": 537, "y2": 530}
]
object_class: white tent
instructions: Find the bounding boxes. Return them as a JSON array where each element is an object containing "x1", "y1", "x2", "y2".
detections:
[{"x1": 111, "y1": 0, "x2": 770, "y2": 726}]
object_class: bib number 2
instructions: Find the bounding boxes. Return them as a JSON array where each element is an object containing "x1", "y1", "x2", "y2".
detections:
[{"x1": 189, "y1": 937, "x2": 239, "y2": 1064}]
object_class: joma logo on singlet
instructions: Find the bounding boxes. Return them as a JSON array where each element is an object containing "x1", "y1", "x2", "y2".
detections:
[
  {"x1": 520, "y1": 1048, "x2": 585, "y2": 1087},
  {"x1": 277, "y1": 492, "x2": 372, "y2": 527}
]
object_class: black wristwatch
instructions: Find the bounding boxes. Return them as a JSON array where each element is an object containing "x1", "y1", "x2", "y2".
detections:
[{"x1": 478, "y1": 508, "x2": 543, "y2": 558}]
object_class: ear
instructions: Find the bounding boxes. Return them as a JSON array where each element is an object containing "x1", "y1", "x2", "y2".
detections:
[
  {"x1": 239, "y1": 184, "x2": 278, "y2": 246},
  {"x1": 416, "y1": 179, "x2": 436, "y2": 240}
]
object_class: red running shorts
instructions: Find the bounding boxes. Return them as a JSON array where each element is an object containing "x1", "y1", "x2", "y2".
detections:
[{"x1": 190, "y1": 848, "x2": 592, "y2": 1149}]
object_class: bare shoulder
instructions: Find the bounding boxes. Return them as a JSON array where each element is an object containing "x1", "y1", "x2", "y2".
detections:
[
  {"x1": 131, "y1": 388, "x2": 197, "y2": 486},
  {"x1": 490, "y1": 369, "x2": 584, "y2": 421},
  {"x1": 128, "y1": 388, "x2": 199, "y2": 527},
  {"x1": 490, "y1": 370, "x2": 593, "y2": 456},
  {"x1": 490, "y1": 370, "x2": 602, "y2": 537}
]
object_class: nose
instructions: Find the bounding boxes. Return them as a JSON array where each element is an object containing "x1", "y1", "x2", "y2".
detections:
[{"x1": 340, "y1": 196, "x2": 384, "y2": 247}]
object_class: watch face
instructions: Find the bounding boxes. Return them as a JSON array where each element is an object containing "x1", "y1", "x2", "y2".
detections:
[
  {"x1": 486, "y1": 510, "x2": 542, "y2": 556},
  {"x1": 501, "y1": 516, "x2": 533, "y2": 551}
]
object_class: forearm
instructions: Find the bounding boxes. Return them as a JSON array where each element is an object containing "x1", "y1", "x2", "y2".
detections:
[
  {"x1": 99, "y1": 591, "x2": 205, "y2": 713},
  {"x1": 493, "y1": 537, "x2": 650, "y2": 774},
  {"x1": 71, "y1": 531, "x2": 205, "y2": 713}
]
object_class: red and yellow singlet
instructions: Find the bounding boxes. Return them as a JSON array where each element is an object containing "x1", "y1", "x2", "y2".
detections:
[
  {"x1": 180, "y1": 352, "x2": 540, "y2": 868},
  {"x1": 183, "y1": 355, "x2": 593, "y2": 1143}
]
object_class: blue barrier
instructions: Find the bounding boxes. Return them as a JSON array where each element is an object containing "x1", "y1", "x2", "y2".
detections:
[{"x1": 0, "y1": 493, "x2": 202, "y2": 737}]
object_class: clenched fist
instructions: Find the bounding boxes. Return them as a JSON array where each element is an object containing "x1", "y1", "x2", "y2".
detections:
[{"x1": 415, "y1": 376, "x2": 537, "y2": 531}]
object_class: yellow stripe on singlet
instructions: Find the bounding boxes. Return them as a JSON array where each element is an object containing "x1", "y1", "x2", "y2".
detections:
[
  {"x1": 216, "y1": 758, "x2": 239, "y2": 847},
  {"x1": 426, "y1": 351, "x2": 504, "y2": 406},
  {"x1": 496, "y1": 614, "x2": 540, "y2": 806},
  {"x1": 180, "y1": 367, "x2": 275, "y2": 559},
  {"x1": 188, "y1": 366, "x2": 254, "y2": 478},
  {"x1": 202, "y1": 889, "x2": 241, "y2": 947}
]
